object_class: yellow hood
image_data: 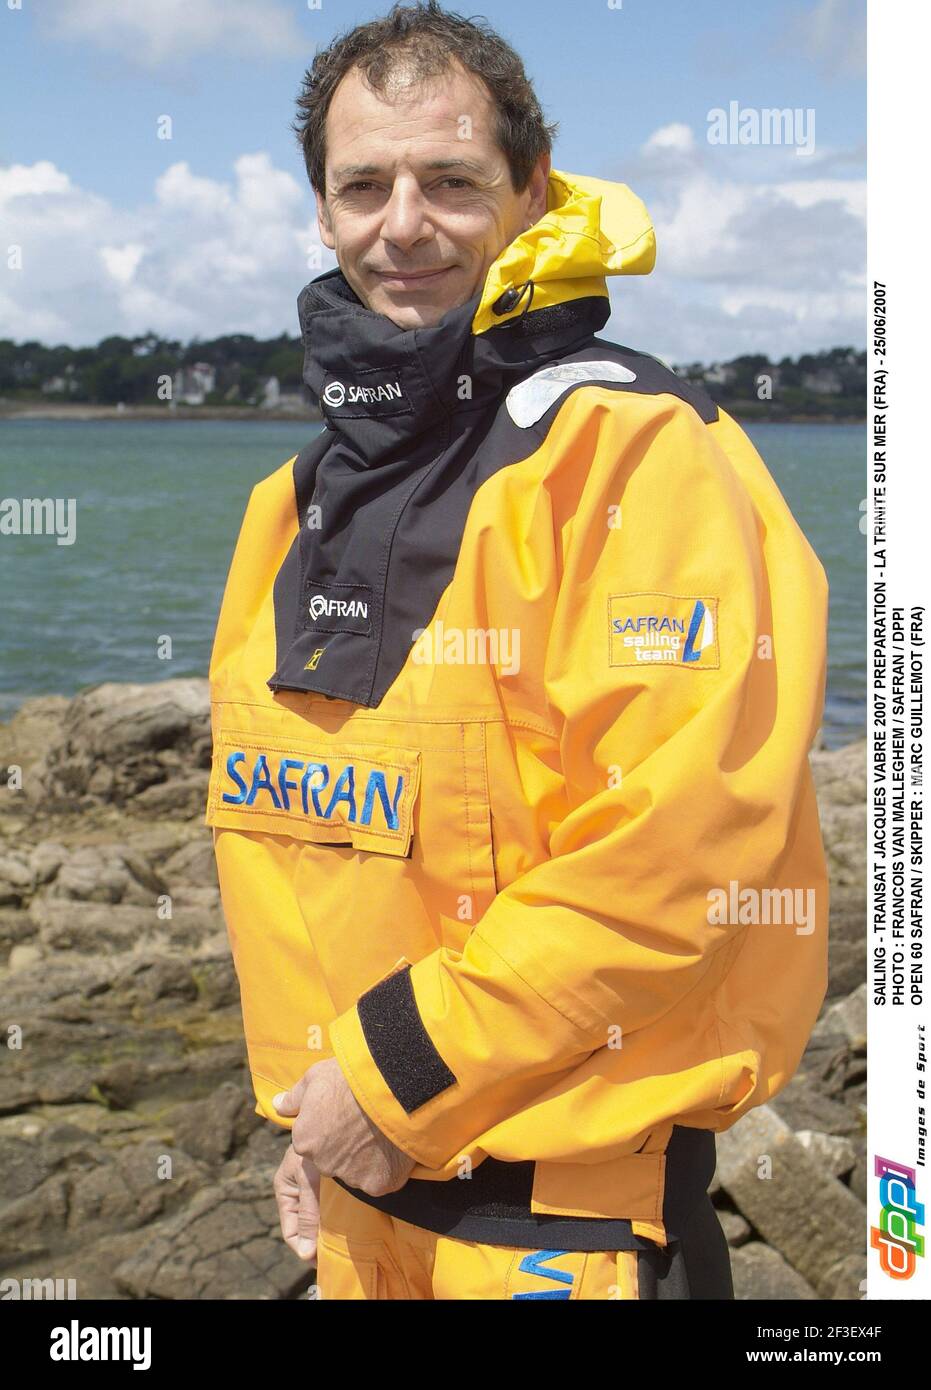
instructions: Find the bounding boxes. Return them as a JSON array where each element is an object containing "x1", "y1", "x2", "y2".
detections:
[{"x1": 473, "y1": 167, "x2": 656, "y2": 335}]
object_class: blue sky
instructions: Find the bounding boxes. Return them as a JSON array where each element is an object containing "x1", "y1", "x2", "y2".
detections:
[{"x1": 1, "y1": 0, "x2": 866, "y2": 362}]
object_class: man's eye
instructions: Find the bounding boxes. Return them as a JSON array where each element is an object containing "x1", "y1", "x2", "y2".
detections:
[{"x1": 342, "y1": 177, "x2": 471, "y2": 194}]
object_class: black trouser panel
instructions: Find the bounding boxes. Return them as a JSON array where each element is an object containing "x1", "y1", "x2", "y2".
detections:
[{"x1": 637, "y1": 1194, "x2": 735, "y2": 1300}]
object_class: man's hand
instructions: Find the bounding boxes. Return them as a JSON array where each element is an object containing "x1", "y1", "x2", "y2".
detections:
[
  {"x1": 273, "y1": 1056, "x2": 416, "y2": 1198},
  {"x1": 273, "y1": 1145, "x2": 321, "y2": 1262}
]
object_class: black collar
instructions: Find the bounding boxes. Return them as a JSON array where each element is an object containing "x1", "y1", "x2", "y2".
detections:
[{"x1": 297, "y1": 266, "x2": 611, "y2": 461}]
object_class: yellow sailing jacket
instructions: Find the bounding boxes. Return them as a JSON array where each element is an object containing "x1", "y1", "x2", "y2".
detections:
[{"x1": 205, "y1": 168, "x2": 830, "y2": 1249}]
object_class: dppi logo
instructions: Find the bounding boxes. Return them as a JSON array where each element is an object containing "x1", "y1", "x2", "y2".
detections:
[{"x1": 871, "y1": 1155, "x2": 925, "y2": 1279}]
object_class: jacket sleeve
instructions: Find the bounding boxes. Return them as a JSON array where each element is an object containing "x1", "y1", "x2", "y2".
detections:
[{"x1": 328, "y1": 389, "x2": 829, "y2": 1169}]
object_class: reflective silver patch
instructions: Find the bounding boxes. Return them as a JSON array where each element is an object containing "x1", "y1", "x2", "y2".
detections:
[{"x1": 505, "y1": 360, "x2": 638, "y2": 428}]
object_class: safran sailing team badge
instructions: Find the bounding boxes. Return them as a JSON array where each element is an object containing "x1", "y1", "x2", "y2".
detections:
[{"x1": 608, "y1": 592, "x2": 720, "y2": 669}]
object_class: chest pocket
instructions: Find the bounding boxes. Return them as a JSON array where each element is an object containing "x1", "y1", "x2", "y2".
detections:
[
  {"x1": 205, "y1": 726, "x2": 421, "y2": 858},
  {"x1": 205, "y1": 699, "x2": 499, "y2": 1030}
]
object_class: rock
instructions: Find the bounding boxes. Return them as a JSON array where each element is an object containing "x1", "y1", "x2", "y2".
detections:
[
  {"x1": 112, "y1": 958, "x2": 200, "y2": 1005},
  {"x1": 6, "y1": 942, "x2": 43, "y2": 972},
  {"x1": 111, "y1": 848, "x2": 168, "y2": 898},
  {"x1": 0, "y1": 1135, "x2": 54, "y2": 1200},
  {"x1": 813, "y1": 985, "x2": 867, "y2": 1050},
  {"x1": 811, "y1": 740, "x2": 866, "y2": 889},
  {"x1": 0, "y1": 947, "x2": 249, "y2": 1116},
  {"x1": 0, "y1": 908, "x2": 37, "y2": 951},
  {"x1": 161, "y1": 835, "x2": 219, "y2": 889},
  {"x1": 28, "y1": 679, "x2": 210, "y2": 810},
  {"x1": 800, "y1": 987, "x2": 868, "y2": 1102},
  {"x1": 730, "y1": 1242, "x2": 819, "y2": 1299},
  {"x1": 132, "y1": 773, "x2": 209, "y2": 817},
  {"x1": 770, "y1": 1072, "x2": 862, "y2": 1137},
  {"x1": 0, "y1": 694, "x2": 69, "y2": 798},
  {"x1": 718, "y1": 1208, "x2": 752, "y2": 1247},
  {"x1": 122, "y1": 825, "x2": 200, "y2": 866},
  {"x1": 820, "y1": 1253, "x2": 868, "y2": 1300},
  {"x1": 29, "y1": 900, "x2": 167, "y2": 954},
  {"x1": 46, "y1": 845, "x2": 166, "y2": 906},
  {"x1": 825, "y1": 885, "x2": 867, "y2": 1000},
  {"x1": 4, "y1": 1230, "x2": 145, "y2": 1301},
  {"x1": 94, "y1": 1061, "x2": 151, "y2": 1111},
  {"x1": 233, "y1": 1121, "x2": 291, "y2": 1177},
  {"x1": 0, "y1": 855, "x2": 34, "y2": 913},
  {"x1": 66, "y1": 1141, "x2": 205, "y2": 1234},
  {"x1": 49, "y1": 852, "x2": 136, "y2": 905},
  {"x1": 186, "y1": 954, "x2": 241, "y2": 1011},
  {"x1": 0, "y1": 685, "x2": 871, "y2": 1301},
  {"x1": 0, "y1": 1175, "x2": 69, "y2": 1266},
  {"x1": 715, "y1": 1104, "x2": 866, "y2": 1297},
  {"x1": 28, "y1": 841, "x2": 69, "y2": 885},
  {"x1": 849, "y1": 1160, "x2": 868, "y2": 1205},
  {"x1": 811, "y1": 739, "x2": 866, "y2": 811},
  {"x1": 0, "y1": 845, "x2": 33, "y2": 889},
  {"x1": 796, "y1": 1130, "x2": 857, "y2": 1180},
  {"x1": 112, "y1": 1171, "x2": 310, "y2": 1300},
  {"x1": 826, "y1": 940, "x2": 866, "y2": 1003},
  {"x1": 31, "y1": 1121, "x2": 105, "y2": 1167},
  {"x1": 171, "y1": 1081, "x2": 263, "y2": 1166}
]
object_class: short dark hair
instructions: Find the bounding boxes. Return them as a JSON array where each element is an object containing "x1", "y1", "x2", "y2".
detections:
[{"x1": 293, "y1": 0, "x2": 558, "y2": 196}]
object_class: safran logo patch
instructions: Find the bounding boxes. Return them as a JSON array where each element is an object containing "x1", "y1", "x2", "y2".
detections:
[
  {"x1": 320, "y1": 366, "x2": 413, "y2": 419},
  {"x1": 204, "y1": 732, "x2": 422, "y2": 858},
  {"x1": 608, "y1": 592, "x2": 719, "y2": 669},
  {"x1": 302, "y1": 578, "x2": 373, "y2": 637}
]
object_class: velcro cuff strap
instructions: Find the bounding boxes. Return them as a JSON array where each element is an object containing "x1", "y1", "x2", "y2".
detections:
[{"x1": 357, "y1": 965, "x2": 457, "y2": 1113}]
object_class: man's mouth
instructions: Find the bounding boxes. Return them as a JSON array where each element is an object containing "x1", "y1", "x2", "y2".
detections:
[{"x1": 374, "y1": 267, "x2": 453, "y2": 286}]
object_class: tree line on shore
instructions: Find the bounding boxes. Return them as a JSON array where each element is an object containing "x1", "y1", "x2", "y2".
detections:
[{"x1": 0, "y1": 334, "x2": 866, "y2": 419}]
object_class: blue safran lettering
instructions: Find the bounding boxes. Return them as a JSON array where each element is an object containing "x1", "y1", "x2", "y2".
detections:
[
  {"x1": 611, "y1": 614, "x2": 687, "y2": 634},
  {"x1": 511, "y1": 1250, "x2": 574, "y2": 1300},
  {"x1": 361, "y1": 769, "x2": 404, "y2": 828},
  {"x1": 221, "y1": 750, "x2": 403, "y2": 830},
  {"x1": 223, "y1": 751, "x2": 249, "y2": 802},
  {"x1": 301, "y1": 762, "x2": 329, "y2": 817},
  {"x1": 277, "y1": 758, "x2": 305, "y2": 811},
  {"x1": 246, "y1": 753, "x2": 280, "y2": 808},
  {"x1": 326, "y1": 765, "x2": 356, "y2": 821}
]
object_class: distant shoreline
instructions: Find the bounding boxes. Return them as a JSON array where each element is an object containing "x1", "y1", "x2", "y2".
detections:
[
  {"x1": 0, "y1": 403, "x2": 323, "y2": 423},
  {"x1": 0, "y1": 402, "x2": 865, "y2": 425}
]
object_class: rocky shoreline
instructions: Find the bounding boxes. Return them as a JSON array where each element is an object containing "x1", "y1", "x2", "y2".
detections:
[{"x1": 0, "y1": 680, "x2": 866, "y2": 1300}]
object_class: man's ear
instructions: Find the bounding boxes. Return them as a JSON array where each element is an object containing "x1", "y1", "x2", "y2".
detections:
[
  {"x1": 527, "y1": 152, "x2": 551, "y2": 227},
  {"x1": 315, "y1": 187, "x2": 335, "y2": 250}
]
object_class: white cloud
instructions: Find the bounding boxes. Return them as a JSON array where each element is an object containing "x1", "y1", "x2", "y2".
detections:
[
  {"x1": 2, "y1": 137, "x2": 866, "y2": 365},
  {"x1": 643, "y1": 124, "x2": 696, "y2": 156},
  {"x1": 1, "y1": 155, "x2": 330, "y2": 345},
  {"x1": 776, "y1": 179, "x2": 865, "y2": 219},
  {"x1": 41, "y1": 0, "x2": 304, "y2": 67},
  {"x1": 601, "y1": 123, "x2": 866, "y2": 362},
  {"x1": 0, "y1": 162, "x2": 73, "y2": 199},
  {"x1": 100, "y1": 244, "x2": 145, "y2": 285}
]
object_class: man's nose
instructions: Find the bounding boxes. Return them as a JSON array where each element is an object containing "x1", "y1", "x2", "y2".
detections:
[{"x1": 380, "y1": 179, "x2": 434, "y2": 251}]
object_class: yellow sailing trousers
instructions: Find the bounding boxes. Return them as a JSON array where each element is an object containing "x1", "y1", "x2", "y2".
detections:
[{"x1": 313, "y1": 1175, "x2": 734, "y2": 1300}]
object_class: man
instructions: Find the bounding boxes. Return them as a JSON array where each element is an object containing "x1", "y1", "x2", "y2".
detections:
[{"x1": 205, "y1": 0, "x2": 830, "y2": 1301}]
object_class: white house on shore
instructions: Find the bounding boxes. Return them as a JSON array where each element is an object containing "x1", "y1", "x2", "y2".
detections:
[{"x1": 172, "y1": 363, "x2": 216, "y2": 406}]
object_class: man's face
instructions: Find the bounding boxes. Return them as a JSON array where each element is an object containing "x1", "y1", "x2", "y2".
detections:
[{"x1": 314, "y1": 61, "x2": 550, "y2": 329}]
